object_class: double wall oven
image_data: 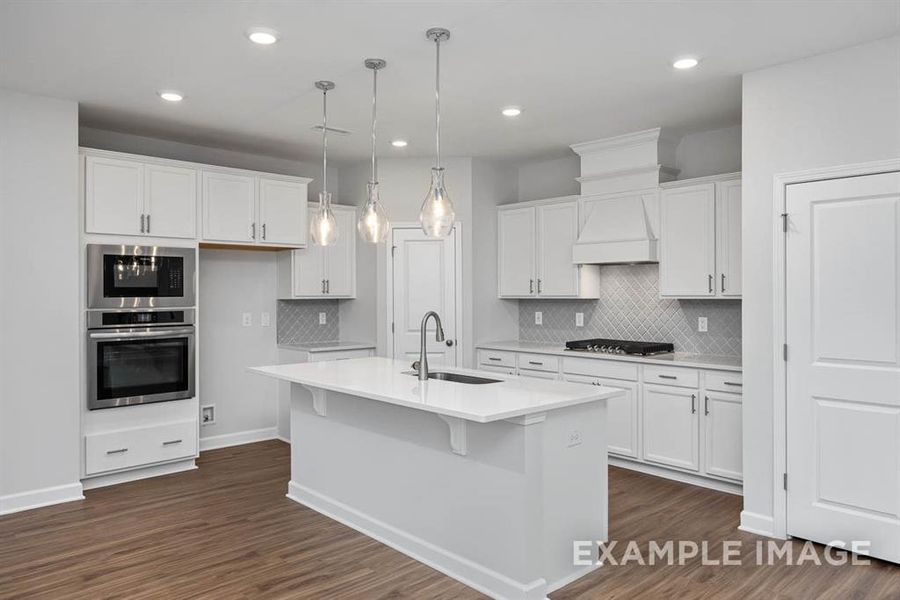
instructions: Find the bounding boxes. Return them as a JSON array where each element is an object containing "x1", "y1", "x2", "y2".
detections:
[{"x1": 86, "y1": 245, "x2": 196, "y2": 410}]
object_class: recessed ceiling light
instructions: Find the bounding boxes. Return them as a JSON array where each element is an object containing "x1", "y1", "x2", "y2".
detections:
[
  {"x1": 672, "y1": 57, "x2": 699, "y2": 70},
  {"x1": 501, "y1": 106, "x2": 522, "y2": 117},
  {"x1": 247, "y1": 27, "x2": 279, "y2": 45},
  {"x1": 158, "y1": 90, "x2": 184, "y2": 102},
  {"x1": 391, "y1": 139, "x2": 408, "y2": 148}
]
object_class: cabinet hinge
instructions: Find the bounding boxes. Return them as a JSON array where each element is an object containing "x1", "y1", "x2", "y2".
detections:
[
  {"x1": 783, "y1": 473, "x2": 788, "y2": 491},
  {"x1": 781, "y1": 213, "x2": 789, "y2": 233},
  {"x1": 783, "y1": 344, "x2": 788, "y2": 361}
]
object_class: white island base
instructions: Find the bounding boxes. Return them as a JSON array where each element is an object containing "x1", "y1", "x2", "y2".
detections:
[{"x1": 251, "y1": 358, "x2": 617, "y2": 600}]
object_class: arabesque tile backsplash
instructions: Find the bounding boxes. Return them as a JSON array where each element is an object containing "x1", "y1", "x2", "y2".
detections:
[
  {"x1": 277, "y1": 300, "x2": 340, "y2": 344},
  {"x1": 519, "y1": 264, "x2": 741, "y2": 356}
]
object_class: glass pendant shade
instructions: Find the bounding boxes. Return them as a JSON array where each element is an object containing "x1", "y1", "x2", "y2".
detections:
[
  {"x1": 310, "y1": 191, "x2": 338, "y2": 246},
  {"x1": 358, "y1": 182, "x2": 390, "y2": 243},
  {"x1": 419, "y1": 167, "x2": 454, "y2": 238}
]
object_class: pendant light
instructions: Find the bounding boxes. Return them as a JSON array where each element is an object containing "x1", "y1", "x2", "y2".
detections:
[
  {"x1": 419, "y1": 27, "x2": 455, "y2": 238},
  {"x1": 310, "y1": 80, "x2": 338, "y2": 246},
  {"x1": 358, "y1": 59, "x2": 390, "y2": 243}
]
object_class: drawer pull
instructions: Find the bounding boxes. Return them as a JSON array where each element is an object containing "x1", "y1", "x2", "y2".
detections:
[
  {"x1": 691, "y1": 394, "x2": 696, "y2": 414},
  {"x1": 659, "y1": 374, "x2": 677, "y2": 380},
  {"x1": 162, "y1": 439, "x2": 183, "y2": 446},
  {"x1": 488, "y1": 357, "x2": 502, "y2": 361},
  {"x1": 704, "y1": 395, "x2": 710, "y2": 416},
  {"x1": 528, "y1": 361, "x2": 543, "y2": 366},
  {"x1": 106, "y1": 448, "x2": 128, "y2": 455},
  {"x1": 724, "y1": 381, "x2": 742, "y2": 387}
]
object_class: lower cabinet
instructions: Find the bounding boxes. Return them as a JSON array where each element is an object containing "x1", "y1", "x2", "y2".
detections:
[
  {"x1": 642, "y1": 385, "x2": 700, "y2": 472},
  {"x1": 478, "y1": 364, "x2": 517, "y2": 376},
  {"x1": 703, "y1": 391, "x2": 743, "y2": 480},
  {"x1": 566, "y1": 374, "x2": 639, "y2": 459},
  {"x1": 85, "y1": 419, "x2": 198, "y2": 476}
]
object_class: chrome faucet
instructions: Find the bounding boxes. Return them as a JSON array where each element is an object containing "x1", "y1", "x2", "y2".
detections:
[{"x1": 414, "y1": 311, "x2": 445, "y2": 381}]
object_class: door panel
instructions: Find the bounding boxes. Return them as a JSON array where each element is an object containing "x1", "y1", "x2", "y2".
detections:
[
  {"x1": 324, "y1": 208, "x2": 356, "y2": 297},
  {"x1": 786, "y1": 171, "x2": 900, "y2": 564},
  {"x1": 642, "y1": 384, "x2": 699, "y2": 471},
  {"x1": 537, "y1": 202, "x2": 580, "y2": 296},
  {"x1": 704, "y1": 391, "x2": 743, "y2": 481},
  {"x1": 660, "y1": 183, "x2": 716, "y2": 297},
  {"x1": 259, "y1": 177, "x2": 307, "y2": 245},
  {"x1": 498, "y1": 207, "x2": 536, "y2": 297},
  {"x1": 85, "y1": 156, "x2": 143, "y2": 235},
  {"x1": 292, "y1": 245, "x2": 325, "y2": 297},
  {"x1": 391, "y1": 227, "x2": 457, "y2": 366},
  {"x1": 716, "y1": 179, "x2": 742, "y2": 297},
  {"x1": 202, "y1": 171, "x2": 255, "y2": 243},
  {"x1": 567, "y1": 374, "x2": 639, "y2": 458},
  {"x1": 145, "y1": 163, "x2": 197, "y2": 239}
]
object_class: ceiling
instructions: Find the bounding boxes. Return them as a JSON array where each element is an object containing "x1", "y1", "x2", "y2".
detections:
[{"x1": 1, "y1": 1, "x2": 898, "y2": 164}]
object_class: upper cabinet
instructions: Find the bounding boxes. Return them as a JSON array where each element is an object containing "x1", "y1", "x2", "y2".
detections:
[
  {"x1": 659, "y1": 174, "x2": 741, "y2": 299},
  {"x1": 277, "y1": 205, "x2": 356, "y2": 299},
  {"x1": 85, "y1": 154, "x2": 196, "y2": 239},
  {"x1": 498, "y1": 197, "x2": 599, "y2": 299},
  {"x1": 81, "y1": 148, "x2": 310, "y2": 248}
]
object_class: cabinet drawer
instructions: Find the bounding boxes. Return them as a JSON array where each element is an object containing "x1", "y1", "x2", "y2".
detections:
[
  {"x1": 704, "y1": 370, "x2": 743, "y2": 393},
  {"x1": 85, "y1": 419, "x2": 197, "y2": 476},
  {"x1": 477, "y1": 349, "x2": 516, "y2": 368},
  {"x1": 518, "y1": 368, "x2": 559, "y2": 380},
  {"x1": 517, "y1": 353, "x2": 559, "y2": 373},
  {"x1": 643, "y1": 365, "x2": 699, "y2": 388},
  {"x1": 479, "y1": 364, "x2": 517, "y2": 376},
  {"x1": 562, "y1": 356, "x2": 639, "y2": 382}
]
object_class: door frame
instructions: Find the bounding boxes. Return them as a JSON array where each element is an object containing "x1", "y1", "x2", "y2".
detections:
[
  {"x1": 384, "y1": 222, "x2": 463, "y2": 364},
  {"x1": 771, "y1": 157, "x2": 900, "y2": 540}
]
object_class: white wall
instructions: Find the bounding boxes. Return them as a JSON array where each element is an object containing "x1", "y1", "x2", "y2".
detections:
[
  {"x1": 198, "y1": 250, "x2": 278, "y2": 447},
  {"x1": 0, "y1": 90, "x2": 82, "y2": 512},
  {"x1": 741, "y1": 35, "x2": 900, "y2": 534},
  {"x1": 517, "y1": 155, "x2": 581, "y2": 202},
  {"x1": 675, "y1": 125, "x2": 742, "y2": 179}
]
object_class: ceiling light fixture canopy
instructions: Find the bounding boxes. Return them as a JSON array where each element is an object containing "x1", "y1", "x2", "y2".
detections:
[
  {"x1": 358, "y1": 58, "x2": 390, "y2": 244},
  {"x1": 419, "y1": 27, "x2": 455, "y2": 238},
  {"x1": 310, "y1": 80, "x2": 338, "y2": 246}
]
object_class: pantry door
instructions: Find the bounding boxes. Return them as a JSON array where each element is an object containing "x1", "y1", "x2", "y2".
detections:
[
  {"x1": 786, "y1": 171, "x2": 900, "y2": 563},
  {"x1": 388, "y1": 225, "x2": 460, "y2": 367}
]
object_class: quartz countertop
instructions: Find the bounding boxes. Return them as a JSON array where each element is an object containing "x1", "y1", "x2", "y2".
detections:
[
  {"x1": 477, "y1": 341, "x2": 742, "y2": 372},
  {"x1": 277, "y1": 341, "x2": 376, "y2": 353},
  {"x1": 249, "y1": 357, "x2": 621, "y2": 423}
]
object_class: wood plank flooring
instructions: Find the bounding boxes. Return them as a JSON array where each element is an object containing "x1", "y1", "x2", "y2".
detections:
[{"x1": 0, "y1": 440, "x2": 897, "y2": 599}]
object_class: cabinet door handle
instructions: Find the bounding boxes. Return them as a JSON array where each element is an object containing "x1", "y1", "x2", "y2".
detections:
[
  {"x1": 106, "y1": 448, "x2": 128, "y2": 455},
  {"x1": 146, "y1": 214, "x2": 150, "y2": 234},
  {"x1": 162, "y1": 439, "x2": 183, "y2": 446},
  {"x1": 488, "y1": 357, "x2": 502, "y2": 361},
  {"x1": 708, "y1": 274, "x2": 713, "y2": 293},
  {"x1": 721, "y1": 273, "x2": 726, "y2": 293},
  {"x1": 724, "y1": 381, "x2": 742, "y2": 387},
  {"x1": 537, "y1": 279, "x2": 542, "y2": 294},
  {"x1": 528, "y1": 361, "x2": 543, "y2": 366},
  {"x1": 704, "y1": 395, "x2": 710, "y2": 416},
  {"x1": 321, "y1": 279, "x2": 326, "y2": 294},
  {"x1": 262, "y1": 223, "x2": 266, "y2": 240},
  {"x1": 326, "y1": 279, "x2": 330, "y2": 294},
  {"x1": 691, "y1": 394, "x2": 696, "y2": 414},
  {"x1": 251, "y1": 222, "x2": 256, "y2": 240},
  {"x1": 659, "y1": 374, "x2": 677, "y2": 380},
  {"x1": 140, "y1": 214, "x2": 145, "y2": 234},
  {"x1": 529, "y1": 279, "x2": 534, "y2": 294}
]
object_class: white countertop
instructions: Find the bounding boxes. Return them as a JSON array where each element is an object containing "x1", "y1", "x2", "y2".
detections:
[
  {"x1": 249, "y1": 357, "x2": 621, "y2": 423},
  {"x1": 278, "y1": 341, "x2": 376, "y2": 353},
  {"x1": 477, "y1": 341, "x2": 742, "y2": 372}
]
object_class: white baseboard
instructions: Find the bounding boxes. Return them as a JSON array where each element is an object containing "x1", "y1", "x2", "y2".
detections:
[
  {"x1": 275, "y1": 434, "x2": 290, "y2": 444},
  {"x1": 546, "y1": 563, "x2": 601, "y2": 594},
  {"x1": 82, "y1": 459, "x2": 197, "y2": 490},
  {"x1": 609, "y1": 456, "x2": 743, "y2": 496},
  {"x1": 200, "y1": 427, "x2": 278, "y2": 451},
  {"x1": 739, "y1": 511, "x2": 779, "y2": 538},
  {"x1": 288, "y1": 481, "x2": 548, "y2": 600},
  {"x1": 0, "y1": 482, "x2": 84, "y2": 515}
]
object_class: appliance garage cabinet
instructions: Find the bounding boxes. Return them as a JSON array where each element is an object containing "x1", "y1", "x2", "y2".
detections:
[
  {"x1": 497, "y1": 196, "x2": 600, "y2": 299},
  {"x1": 659, "y1": 173, "x2": 741, "y2": 298}
]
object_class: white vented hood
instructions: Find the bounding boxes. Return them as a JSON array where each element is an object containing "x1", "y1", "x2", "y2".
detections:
[{"x1": 570, "y1": 128, "x2": 679, "y2": 264}]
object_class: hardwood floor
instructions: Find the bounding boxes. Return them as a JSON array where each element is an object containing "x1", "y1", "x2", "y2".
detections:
[{"x1": 0, "y1": 440, "x2": 897, "y2": 599}]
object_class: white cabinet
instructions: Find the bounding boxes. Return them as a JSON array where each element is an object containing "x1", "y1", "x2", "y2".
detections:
[
  {"x1": 642, "y1": 384, "x2": 700, "y2": 472},
  {"x1": 84, "y1": 419, "x2": 197, "y2": 476},
  {"x1": 703, "y1": 391, "x2": 743, "y2": 481},
  {"x1": 659, "y1": 174, "x2": 741, "y2": 299},
  {"x1": 497, "y1": 198, "x2": 599, "y2": 299},
  {"x1": 566, "y1": 374, "x2": 640, "y2": 459},
  {"x1": 201, "y1": 170, "x2": 257, "y2": 243},
  {"x1": 276, "y1": 205, "x2": 356, "y2": 299},
  {"x1": 258, "y1": 177, "x2": 308, "y2": 246},
  {"x1": 85, "y1": 155, "x2": 196, "y2": 239}
]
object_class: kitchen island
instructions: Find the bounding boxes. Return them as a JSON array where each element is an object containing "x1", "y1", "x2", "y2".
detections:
[{"x1": 250, "y1": 357, "x2": 622, "y2": 600}]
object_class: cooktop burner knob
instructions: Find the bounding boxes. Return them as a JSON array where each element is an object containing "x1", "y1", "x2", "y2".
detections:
[{"x1": 615, "y1": 346, "x2": 624, "y2": 354}]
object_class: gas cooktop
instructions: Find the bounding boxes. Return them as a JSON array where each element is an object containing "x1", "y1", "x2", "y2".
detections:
[{"x1": 564, "y1": 338, "x2": 674, "y2": 356}]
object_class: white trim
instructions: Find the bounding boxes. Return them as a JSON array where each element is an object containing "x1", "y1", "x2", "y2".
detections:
[
  {"x1": 385, "y1": 223, "x2": 463, "y2": 367},
  {"x1": 82, "y1": 459, "x2": 196, "y2": 490},
  {"x1": 739, "y1": 511, "x2": 777, "y2": 538},
  {"x1": 199, "y1": 427, "x2": 278, "y2": 452},
  {"x1": 771, "y1": 158, "x2": 900, "y2": 540},
  {"x1": 659, "y1": 171, "x2": 742, "y2": 189},
  {"x1": 546, "y1": 563, "x2": 601, "y2": 594},
  {"x1": 609, "y1": 456, "x2": 742, "y2": 496},
  {"x1": 288, "y1": 481, "x2": 548, "y2": 600},
  {"x1": 275, "y1": 434, "x2": 291, "y2": 444},
  {"x1": 570, "y1": 127, "x2": 677, "y2": 155},
  {"x1": 0, "y1": 482, "x2": 84, "y2": 515}
]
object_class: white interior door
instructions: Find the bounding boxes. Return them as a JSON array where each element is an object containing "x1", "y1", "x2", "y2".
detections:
[
  {"x1": 786, "y1": 171, "x2": 900, "y2": 563},
  {"x1": 498, "y1": 206, "x2": 536, "y2": 297},
  {"x1": 258, "y1": 177, "x2": 307, "y2": 245},
  {"x1": 144, "y1": 163, "x2": 197, "y2": 239},
  {"x1": 390, "y1": 226, "x2": 458, "y2": 367},
  {"x1": 537, "y1": 202, "x2": 579, "y2": 296}
]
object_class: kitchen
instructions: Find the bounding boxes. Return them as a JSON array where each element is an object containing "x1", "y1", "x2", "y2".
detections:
[{"x1": 1, "y1": 2, "x2": 899, "y2": 599}]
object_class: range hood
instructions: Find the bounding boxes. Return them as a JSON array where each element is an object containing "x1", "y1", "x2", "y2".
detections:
[
  {"x1": 573, "y1": 192, "x2": 659, "y2": 264},
  {"x1": 569, "y1": 128, "x2": 679, "y2": 265}
]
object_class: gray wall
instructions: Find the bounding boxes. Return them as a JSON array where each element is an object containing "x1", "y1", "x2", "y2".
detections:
[
  {"x1": 741, "y1": 35, "x2": 900, "y2": 533},
  {"x1": 0, "y1": 90, "x2": 81, "y2": 510}
]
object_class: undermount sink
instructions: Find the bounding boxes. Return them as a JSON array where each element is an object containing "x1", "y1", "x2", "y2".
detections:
[{"x1": 407, "y1": 371, "x2": 502, "y2": 385}]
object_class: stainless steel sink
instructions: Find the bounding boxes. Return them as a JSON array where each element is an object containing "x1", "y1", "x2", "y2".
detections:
[{"x1": 406, "y1": 371, "x2": 502, "y2": 384}]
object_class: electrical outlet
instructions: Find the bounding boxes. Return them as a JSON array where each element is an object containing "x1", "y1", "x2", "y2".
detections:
[
  {"x1": 260, "y1": 312, "x2": 271, "y2": 327},
  {"x1": 575, "y1": 312, "x2": 584, "y2": 327},
  {"x1": 535, "y1": 311, "x2": 543, "y2": 326},
  {"x1": 567, "y1": 429, "x2": 583, "y2": 447},
  {"x1": 242, "y1": 312, "x2": 252, "y2": 327},
  {"x1": 319, "y1": 312, "x2": 327, "y2": 325},
  {"x1": 698, "y1": 317, "x2": 708, "y2": 333},
  {"x1": 201, "y1": 405, "x2": 216, "y2": 426}
]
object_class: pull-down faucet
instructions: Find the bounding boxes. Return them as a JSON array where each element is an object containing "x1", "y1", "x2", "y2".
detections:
[{"x1": 414, "y1": 311, "x2": 444, "y2": 381}]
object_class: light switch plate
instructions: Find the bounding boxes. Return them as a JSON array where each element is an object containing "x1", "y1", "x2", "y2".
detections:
[
  {"x1": 319, "y1": 312, "x2": 327, "y2": 325},
  {"x1": 260, "y1": 312, "x2": 271, "y2": 327},
  {"x1": 535, "y1": 311, "x2": 543, "y2": 326},
  {"x1": 567, "y1": 429, "x2": 583, "y2": 447},
  {"x1": 575, "y1": 312, "x2": 584, "y2": 327},
  {"x1": 698, "y1": 317, "x2": 708, "y2": 333},
  {"x1": 242, "y1": 312, "x2": 252, "y2": 327}
]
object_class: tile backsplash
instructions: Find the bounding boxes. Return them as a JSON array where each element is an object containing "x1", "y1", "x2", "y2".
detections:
[
  {"x1": 519, "y1": 264, "x2": 741, "y2": 356},
  {"x1": 277, "y1": 300, "x2": 340, "y2": 344}
]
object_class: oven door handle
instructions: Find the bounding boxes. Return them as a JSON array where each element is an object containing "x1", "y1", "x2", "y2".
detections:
[{"x1": 88, "y1": 327, "x2": 195, "y2": 340}]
